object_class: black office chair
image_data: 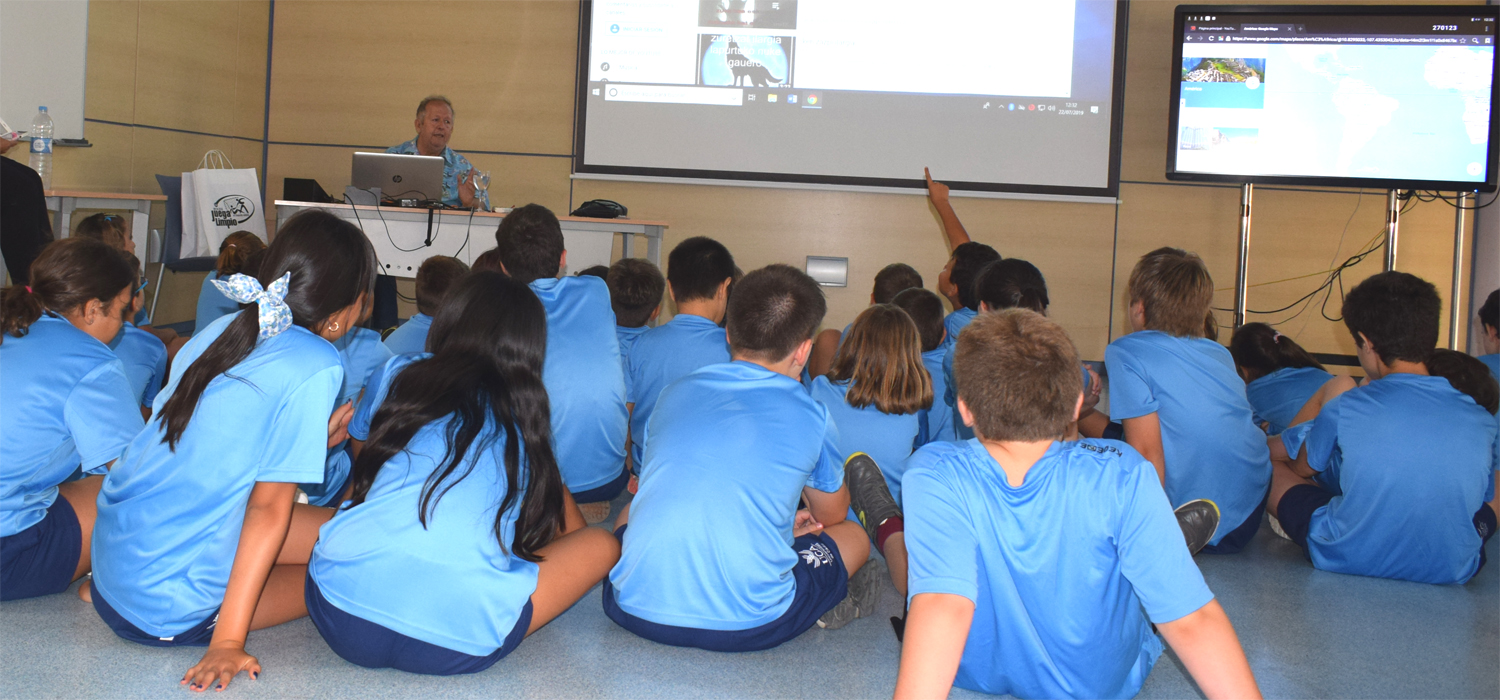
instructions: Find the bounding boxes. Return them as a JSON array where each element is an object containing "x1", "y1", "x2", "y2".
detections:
[{"x1": 148, "y1": 256, "x2": 218, "y2": 329}]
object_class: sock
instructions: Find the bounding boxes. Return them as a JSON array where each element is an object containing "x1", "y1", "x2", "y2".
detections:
[{"x1": 875, "y1": 516, "x2": 905, "y2": 554}]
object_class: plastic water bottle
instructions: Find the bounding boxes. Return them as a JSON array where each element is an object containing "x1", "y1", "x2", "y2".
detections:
[{"x1": 28, "y1": 106, "x2": 53, "y2": 190}]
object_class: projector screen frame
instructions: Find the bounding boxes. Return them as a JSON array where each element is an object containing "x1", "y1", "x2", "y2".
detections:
[
  {"x1": 1165, "y1": 4, "x2": 1500, "y2": 193},
  {"x1": 571, "y1": 0, "x2": 1133, "y2": 198}
]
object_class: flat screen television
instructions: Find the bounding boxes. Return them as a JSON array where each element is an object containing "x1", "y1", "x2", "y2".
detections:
[{"x1": 1166, "y1": 5, "x2": 1499, "y2": 192}]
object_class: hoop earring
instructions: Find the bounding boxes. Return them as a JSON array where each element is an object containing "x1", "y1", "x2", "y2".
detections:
[{"x1": 328, "y1": 321, "x2": 340, "y2": 333}]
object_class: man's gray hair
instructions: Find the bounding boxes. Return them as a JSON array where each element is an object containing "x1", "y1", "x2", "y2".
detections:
[{"x1": 416, "y1": 95, "x2": 455, "y2": 119}]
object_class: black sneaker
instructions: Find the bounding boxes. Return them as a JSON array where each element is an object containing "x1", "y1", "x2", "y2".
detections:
[
  {"x1": 1174, "y1": 499, "x2": 1220, "y2": 555},
  {"x1": 846, "y1": 453, "x2": 901, "y2": 543},
  {"x1": 817, "y1": 558, "x2": 885, "y2": 630}
]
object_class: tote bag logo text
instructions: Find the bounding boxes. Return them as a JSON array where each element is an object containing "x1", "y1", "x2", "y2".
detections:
[{"x1": 211, "y1": 195, "x2": 256, "y2": 228}]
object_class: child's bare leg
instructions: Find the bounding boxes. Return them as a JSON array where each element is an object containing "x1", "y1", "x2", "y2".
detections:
[
  {"x1": 883, "y1": 532, "x2": 908, "y2": 598},
  {"x1": 275, "y1": 504, "x2": 336, "y2": 566},
  {"x1": 561, "y1": 490, "x2": 586, "y2": 535},
  {"x1": 820, "y1": 520, "x2": 871, "y2": 578},
  {"x1": 57, "y1": 475, "x2": 105, "y2": 582},
  {"x1": 249, "y1": 564, "x2": 312, "y2": 630},
  {"x1": 1267, "y1": 460, "x2": 1315, "y2": 520},
  {"x1": 526, "y1": 526, "x2": 621, "y2": 635}
]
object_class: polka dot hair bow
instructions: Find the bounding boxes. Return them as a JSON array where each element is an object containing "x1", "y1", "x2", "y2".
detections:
[{"x1": 212, "y1": 272, "x2": 293, "y2": 340}]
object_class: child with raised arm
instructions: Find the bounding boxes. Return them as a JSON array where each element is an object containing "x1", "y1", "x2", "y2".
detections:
[
  {"x1": 496, "y1": 204, "x2": 629, "y2": 522},
  {"x1": 924, "y1": 168, "x2": 1000, "y2": 345},
  {"x1": 604, "y1": 265, "x2": 876, "y2": 650},
  {"x1": 0, "y1": 238, "x2": 144, "y2": 601},
  {"x1": 626, "y1": 237, "x2": 735, "y2": 474},
  {"x1": 1267, "y1": 273, "x2": 1497, "y2": 584},
  {"x1": 307, "y1": 272, "x2": 619, "y2": 675},
  {"x1": 606, "y1": 257, "x2": 666, "y2": 373},
  {"x1": 382, "y1": 255, "x2": 468, "y2": 355},
  {"x1": 1229, "y1": 322, "x2": 1334, "y2": 435},
  {"x1": 892, "y1": 287, "x2": 955, "y2": 444},
  {"x1": 1106, "y1": 247, "x2": 1270, "y2": 554},
  {"x1": 88, "y1": 210, "x2": 376, "y2": 691},
  {"x1": 891, "y1": 309, "x2": 1257, "y2": 700}
]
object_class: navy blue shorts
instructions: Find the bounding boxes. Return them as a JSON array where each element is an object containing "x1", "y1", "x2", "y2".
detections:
[
  {"x1": 93, "y1": 587, "x2": 219, "y2": 646},
  {"x1": 571, "y1": 466, "x2": 629, "y2": 504},
  {"x1": 306, "y1": 573, "x2": 533, "y2": 675},
  {"x1": 1277, "y1": 483, "x2": 1336, "y2": 551},
  {"x1": 0, "y1": 496, "x2": 81, "y2": 601},
  {"x1": 602, "y1": 526, "x2": 850, "y2": 652},
  {"x1": 1201, "y1": 487, "x2": 1269, "y2": 555}
]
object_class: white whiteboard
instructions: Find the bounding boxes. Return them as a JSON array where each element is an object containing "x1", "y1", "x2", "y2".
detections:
[{"x1": 1, "y1": 0, "x2": 88, "y2": 141}]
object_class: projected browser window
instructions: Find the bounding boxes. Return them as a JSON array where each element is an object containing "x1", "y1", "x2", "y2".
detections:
[
  {"x1": 1173, "y1": 12, "x2": 1496, "y2": 184},
  {"x1": 579, "y1": 0, "x2": 1124, "y2": 194}
]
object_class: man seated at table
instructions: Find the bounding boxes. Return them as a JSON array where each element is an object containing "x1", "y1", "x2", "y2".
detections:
[{"x1": 386, "y1": 95, "x2": 488, "y2": 210}]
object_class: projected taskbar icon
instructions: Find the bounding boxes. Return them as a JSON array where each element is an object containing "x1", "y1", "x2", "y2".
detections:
[{"x1": 984, "y1": 99, "x2": 1101, "y2": 116}]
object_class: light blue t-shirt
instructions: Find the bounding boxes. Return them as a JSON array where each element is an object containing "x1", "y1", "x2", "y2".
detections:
[
  {"x1": 625, "y1": 314, "x2": 730, "y2": 470},
  {"x1": 108, "y1": 322, "x2": 168, "y2": 408},
  {"x1": 92, "y1": 313, "x2": 341, "y2": 637},
  {"x1": 194, "y1": 272, "x2": 239, "y2": 334},
  {"x1": 809, "y1": 376, "x2": 920, "y2": 505},
  {"x1": 382, "y1": 313, "x2": 433, "y2": 356},
  {"x1": 942, "y1": 307, "x2": 977, "y2": 351},
  {"x1": 1245, "y1": 366, "x2": 1333, "y2": 435},
  {"x1": 1106, "y1": 331, "x2": 1270, "y2": 545},
  {"x1": 616, "y1": 325, "x2": 649, "y2": 370},
  {"x1": 920, "y1": 347, "x2": 956, "y2": 444},
  {"x1": 941, "y1": 343, "x2": 974, "y2": 441},
  {"x1": 904, "y1": 438, "x2": 1214, "y2": 699},
  {"x1": 531, "y1": 276, "x2": 628, "y2": 494},
  {"x1": 1480, "y1": 354, "x2": 1500, "y2": 475},
  {"x1": 331, "y1": 327, "x2": 394, "y2": 407},
  {"x1": 310, "y1": 354, "x2": 538, "y2": 656},
  {"x1": 0, "y1": 315, "x2": 143, "y2": 537},
  {"x1": 1303, "y1": 374, "x2": 1496, "y2": 584},
  {"x1": 609, "y1": 361, "x2": 844, "y2": 630}
]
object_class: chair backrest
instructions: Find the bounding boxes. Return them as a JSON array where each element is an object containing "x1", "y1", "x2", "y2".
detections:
[
  {"x1": 155, "y1": 174, "x2": 183, "y2": 263},
  {"x1": 168, "y1": 256, "x2": 220, "y2": 274}
]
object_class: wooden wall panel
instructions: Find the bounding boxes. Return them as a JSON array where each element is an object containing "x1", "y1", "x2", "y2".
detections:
[
  {"x1": 230, "y1": 1, "x2": 271, "y2": 141},
  {"x1": 267, "y1": 0, "x2": 578, "y2": 154},
  {"x1": 49, "y1": 121, "x2": 136, "y2": 193},
  {"x1": 134, "y1": 2, "x2": 256, "y2": 136},
  {"x1": 84, "y1": 0, "x2": 140, "y2": 125}
]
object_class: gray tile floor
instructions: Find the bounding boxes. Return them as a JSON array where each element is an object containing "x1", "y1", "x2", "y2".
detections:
[{"x1": 2, "y1": 497, "x2": 1496, "y2": 699}]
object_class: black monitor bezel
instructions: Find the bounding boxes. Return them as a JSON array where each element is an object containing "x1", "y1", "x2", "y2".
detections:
[
  {"x1": 1166, "y1": 4, "x2": 1500, "y2": 193},
  {"x1": 572, "y1": 0, "x2": 1132, "y2": 198}
]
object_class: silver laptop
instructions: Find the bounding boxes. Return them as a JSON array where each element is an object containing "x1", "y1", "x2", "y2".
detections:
[{"x1": 351, "y1": 152, "x2": 445, "y2": 202}]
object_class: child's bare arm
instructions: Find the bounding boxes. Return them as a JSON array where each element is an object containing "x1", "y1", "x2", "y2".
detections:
[
  {"x1": 925, "y1": 168, "x2": 971, "y2": 251},
  {"x1": 894, "y1": 593, "x2": 975, "y2": 700},
  {"x1": 803, "y1": 483, "x2": 851, "y2": 527},
  {"x1": 1122, "y1": 413, "x2": 1167, "y2": 486},
  {"x1": 181, "y1": 481, "x2": 297, "y2": 692},
  {"x1": 1157, "y1": 600, "x2": 1262, "y2": 700}
]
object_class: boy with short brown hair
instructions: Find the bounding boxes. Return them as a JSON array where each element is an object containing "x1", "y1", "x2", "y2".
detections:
[{"x1": 889, "y1": 309, "x2": 1258, "y2": 699}]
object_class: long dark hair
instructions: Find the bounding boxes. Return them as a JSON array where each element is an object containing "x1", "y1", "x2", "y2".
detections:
[
  {"x1": 347, "y1": 271, "x2": 565, "y2": 561},
  {"x1": 157, "y1": 209, "x2": 377, "y2": 449},
  {"x1": 1, "y1": 238, "x2": 135, "y2": 341},
  {"x1": 1229, "y1": 322, "x2": 1324, "y2": 382}
]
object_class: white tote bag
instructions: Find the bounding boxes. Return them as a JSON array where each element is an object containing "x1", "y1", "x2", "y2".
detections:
[{"x1": 180, "y1": 151, "x2": 267, "y2": 258}]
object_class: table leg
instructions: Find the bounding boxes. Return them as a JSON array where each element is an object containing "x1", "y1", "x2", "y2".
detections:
[
  {"x1": 645, "y1": 226, "x2": 662, "y2": 268},
  {"x1": 621, "y1": 232, "x2": 636, "y2": 258},
  {"x1": 131, "y1": 206, "x2": 150, "y2": 263}
]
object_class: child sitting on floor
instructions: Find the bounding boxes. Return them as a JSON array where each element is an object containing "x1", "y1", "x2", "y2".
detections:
[
  {"x1": 892, "y1": 287, "x2": 955, "y2": 444},
  {"x1": 1104, "y1": 247, "x2": 1270, "y2": 554},
  {"x1": 884, "y1": 309, "x2": 1256, "y2": 699},
  {"x1": 606, "y1": 257, "x2": 666, "y2": 376},
  {"x1": 604, "y1": 264, "x2": 877, "y2": 650},
  {"x1": 807, "y1": 262, "x2": 923, "y2": 377},
  {"x1": 1229, "y1": 322, "x2": 1334, "y2": 435},
  {"x1": 1266, "y1": 272, "x2": 1496, "y2": 584},
  {"x1": 109, "y1": 254, "x2": 168, "y2": 416},
  {"x1": 382, "y1": 255, "x2": 468, "y2": 355}
]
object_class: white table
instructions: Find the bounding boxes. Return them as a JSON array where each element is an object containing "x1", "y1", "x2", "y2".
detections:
[
  {"x1": 275, "y1": 201, "x2": 666, "y2": 279},
  {"x1": 45, "y1": 190, "x2": 166, "y2": 263}
]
